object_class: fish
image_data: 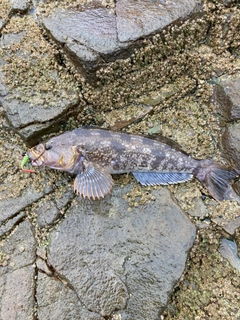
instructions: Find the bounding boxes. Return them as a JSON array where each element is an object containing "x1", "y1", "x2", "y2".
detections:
[{"x1": 27, "y1": 127, "x2": 240, "y2": 201}]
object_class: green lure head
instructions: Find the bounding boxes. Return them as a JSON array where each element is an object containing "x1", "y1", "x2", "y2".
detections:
[{"x1": 21, "y1": 154, "x2": 35, "y2": 173}]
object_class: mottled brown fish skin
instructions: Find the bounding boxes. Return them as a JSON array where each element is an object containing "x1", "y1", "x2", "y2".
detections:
[
  {"x1": 27, "y1": 128, "x2": 240, "y2": 201},
  {"x1": 42, "y1": 128, "x2": 199, "y2": 174}
]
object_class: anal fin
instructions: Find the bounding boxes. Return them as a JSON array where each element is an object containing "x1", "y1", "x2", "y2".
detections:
[
  {"x1": 132, "y1": 172, "x2": 193, "y2": 186},
  {"x1": 74, "y1": 162, "x2": 114, "y2": 199}
]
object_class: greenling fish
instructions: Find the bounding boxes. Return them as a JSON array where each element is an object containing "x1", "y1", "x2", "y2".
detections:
[{"x1": 26, "y1": 128, "x2": 240, "y2": 201}]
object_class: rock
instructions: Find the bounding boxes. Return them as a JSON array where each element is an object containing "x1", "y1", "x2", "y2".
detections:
[
  {"x1": 188, "y1": 198, "x2": 208, "y2": 218},
  {"x1": 36, "y1": 191, "x2": 73, "y2": 228},
  {"x1": 222, "y1": 122, "x2": 240, "y2": 170},
  {"x1": 116, "y1": 0, "x2": 201, "y2": 42},
  {"x1": 209, "y1": 200, "x2": 240, "y2": 235},
  {"x1": 36, "y1": 247, "x2": 47, "y2": 261},
  {"x1": 0, "y1": 186, "x2": 44, "y2": 225},
  {"x1": 0, "y1": 212, "x2": 25, "y2": 237},
  {"x1": 40, "y1": 3, "x2": 127, "y2": 82},
  {"x1": 219, "y1": 238, "x2": 240, "y2": 271},
  {"x1": 223, "y1": 217, "x2": 240, "y2": 235},
  {"x1": 0, "y1": 220, "x2": 36, "y2": 320},
  {"x1": 0, "y1": 220, "x2": 36, "y2": 274},
  {"x1": 0, "y1": 0, "x2": 239, "y2": 317},
  {"x1": 55, "y1": 191, "x2": 73, "y2": 210},
  {"x1": 0, "y1": 70, "x2": 8, "y2": 96},
  {"x1": 42, "y1": 4, "x2": 120, "y2": 55},
  {"x1": 0, "y1": 31, "x2": 24, "y2": 51},
  {"x1": 0, "y1": 1, "x2": 12, "y2": 32},
  {"x1": 213, "y1": 74, "x2": 240, "y2": 121},
  {"x1": 36, "y1": 200, "x2": 60, "y2": 228},
  {"x1": 40, "y1": 0, "x2": 201, "y2": 82},
  {"x1": 37, "y1": 272, "x2": 104, "y2": 320},
  {"x1": 36, "y1": 258, "x2": 52, "y2": 276},
  {"x1": 18, "y1": 122, "x2": 64, "y2": 147},
  {"x1": 0, "y1": 266, "x2": 36, "y2": 320},
  {"x1": 4, "y1": 98, "x2": 78, "y2": 130},
  {"x1": 10, "y1": 0, "x2": 29, "y2": 12},
  {"x1": 2, "y1": 91, "x2": 79, "y2": 146},
  {"x1": 216, "y1": 74, "x2": 240, "y2": 184},
  {"x1": 47, "y1": 186, "x2": 196, "y2": 319},
  {"x1": 0, "y1": 16, "x2": 80, "y2": 144}
]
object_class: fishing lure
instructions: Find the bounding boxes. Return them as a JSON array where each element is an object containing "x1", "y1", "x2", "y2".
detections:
[{"x1": 21, "y1": 154, "x2": 35, "y2": 173}]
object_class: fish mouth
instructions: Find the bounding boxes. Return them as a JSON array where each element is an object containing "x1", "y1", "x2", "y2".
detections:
[
  {"x1": 27, "y1": 143, "x2": 46, "y2": 167},
  {"x1": 31, "y1": 157, "x2": 44, "y2": 167}
]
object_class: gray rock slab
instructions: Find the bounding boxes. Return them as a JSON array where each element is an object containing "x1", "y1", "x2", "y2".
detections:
[
  {"x1": 222, "y1": 122, "x2": 240, "y2": 170},
  {"x1": 219, "y1": 238, "x2": 240, "y2": 271},
  {"x1": 37, "y1": 272, "x2": 104, "y2": 320},
  {"x1": 0, "y1": 32, "x2": 24, "y2": 52},
  {"x1": 40, "y1": 0, "x2": 201, "y2": 81},
  {"x1": 4, "y1": 98, "x2": 78, "y2": 129},
  {"x1": 0, "y1": 220, "x2": 36, "y2": 275},
  {"x1": 0, "y1": 186, "x2": 44, "y2": 225},
  {"x1": 18, "y1": 122, "x2": 64, "y2": 146},
  {"x1": 1, "y1": 93, "x2": 79, "y2": 145},
  {"x1": 0, "y1": 220, "x2": 36, "y2": 319},
  {"x1": 0, "y1": 28, "x2": 80, "y2": 144},
  {"x1": 47, "y1": 186, "x2": 196, "y2": 319},
  {"x1": 42, "y1": 5, "x2": 121, "y2": 55},
  {"x1": 213, "y1": 74, "x2": 240, "y2": 121},
  {"x1": 55, "y1": 191, "x2": 73, "y2": 210},
  {"x1": 36, "y1": 191, "x2": 73, "y2": 228},
  {"x1": 36, "y1": 200, "x2": 60, "y2": 228},
  {"x1": 116, "y1": 0, "x2": 201, "y2": 42},
  {"x1": 0, "y1": 212, "x2": 25, "y2": 237},
  {"x1": 221, "y1": 216, "x2": 240, "y2": 235},
  {"x1": 0, "y1": 265, "x2": 36, "y2": 320},
  {"x1": 10, "y1": 0, "x2": 29, "y2": 12}
]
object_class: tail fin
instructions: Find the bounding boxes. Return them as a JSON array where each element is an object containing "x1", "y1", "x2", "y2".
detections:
[{"x1": 195, "y1": 160, "x2": 240, "y2": 202}]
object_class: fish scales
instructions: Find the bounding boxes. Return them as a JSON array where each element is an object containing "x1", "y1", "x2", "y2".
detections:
[
  {"x1": 69, "y1": 129, "x2": 198, "y2": 174},
  {"x1": 27, "y1": 128, "x2": 240, "y2": 201}
]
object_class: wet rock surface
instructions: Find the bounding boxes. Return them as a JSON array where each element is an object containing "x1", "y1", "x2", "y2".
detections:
[
  {"x1": 222, "y1": 122, "x2": 240, "y2": 170},
  {"x1": 37, "y1": 272, "x2": 105, "y2": 320},
  {"x1": 219, "y1": 238, "x2": 240, "y2": 271},
  {"x1": 0, "y1": 220, "x2": 36, "y2": 320},
  {"x1": 10, "y1": 0, "x2": 29, "y2": 13},
  {"x1": 0, "y1": 0, "x2": 240, "y2": 318},
  {"x1": 115, "y1": 0, "x2": 201, "y2": 42},
  {"x1": 40, "y1": 0, "x2": 201, "y2": 81},
  {"x1": 0, "y1": 186, "x2": 46, "y2": 225},
  {"x1": 0, "y1": 15, "x2": 80, "y2": 145},
  {"x1": 213, "y1": 74, "x2": 240, "y2": 121},
  {"x1": 47, "y1": 187, "x2": 195, "y2": 319},
  {"x1": 214, "y1": 73, "x2": 240, "y2": 170}
]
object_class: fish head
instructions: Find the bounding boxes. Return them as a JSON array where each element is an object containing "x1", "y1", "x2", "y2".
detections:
[{"x1": 27, "y1": 140, "x2": 80, "y2": 172}]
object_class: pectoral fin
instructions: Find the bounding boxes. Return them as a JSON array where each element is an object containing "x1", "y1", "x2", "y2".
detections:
[
  {"x1": 74, "y1": 162, "x2": 114, "y2": 199},
  {"x1": 132, "y1": 172, "x2": 193, "y2": 186}
]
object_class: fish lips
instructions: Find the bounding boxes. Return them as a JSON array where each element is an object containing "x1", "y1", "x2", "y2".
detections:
[{"x1": 27, "y1": 143, "x2": 46, "y2": 167}]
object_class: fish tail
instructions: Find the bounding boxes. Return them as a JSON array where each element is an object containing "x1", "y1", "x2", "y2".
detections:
[{"x1": 195, "y1": 160, "x2": 240, "y2": 202}]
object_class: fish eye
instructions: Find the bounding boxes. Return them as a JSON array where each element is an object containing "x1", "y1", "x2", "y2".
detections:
[{"x1": 45, "y1": 144, "x2": 52, "y2": 150}]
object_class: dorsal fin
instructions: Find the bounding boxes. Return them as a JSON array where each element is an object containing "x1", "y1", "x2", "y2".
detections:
[
  {"x1": 142, "y1": 134, "x2": 188, "y2": 155},
  {"x1": 79, "y1": 126, "x2": 188, "y2": 155}
]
